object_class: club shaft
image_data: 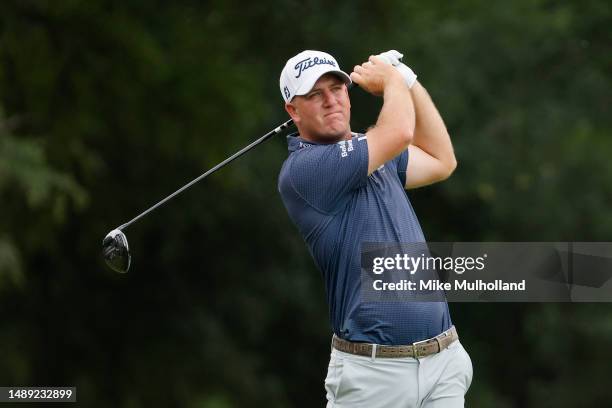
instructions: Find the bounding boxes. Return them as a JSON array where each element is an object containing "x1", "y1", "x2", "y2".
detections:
[{"x1": 117, "y1": 118, "x2": 294, "y2": 231}]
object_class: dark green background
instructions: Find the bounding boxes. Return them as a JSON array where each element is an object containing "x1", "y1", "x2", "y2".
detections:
[{"x1": 1, "y1": 1, "x2": 611, "y2": 406}]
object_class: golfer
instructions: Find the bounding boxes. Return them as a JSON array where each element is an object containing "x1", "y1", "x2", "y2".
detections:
[{"x1": 278, "y1": 50, "x2": 472, "y2": 407}]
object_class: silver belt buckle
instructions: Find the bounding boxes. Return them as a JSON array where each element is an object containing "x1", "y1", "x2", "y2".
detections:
[{"x1": 412, "y1": 338, "x2": 431, "y2": 359}]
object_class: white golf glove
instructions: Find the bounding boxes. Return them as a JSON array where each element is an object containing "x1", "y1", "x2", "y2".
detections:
[{"x1": 376, "y1": 50, "x2": 417, "y2": 88}]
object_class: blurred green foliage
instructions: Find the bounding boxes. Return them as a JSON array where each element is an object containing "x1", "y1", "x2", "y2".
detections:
[{"x1": 1, "y1": 0, "x2": 611, "y2": 406}]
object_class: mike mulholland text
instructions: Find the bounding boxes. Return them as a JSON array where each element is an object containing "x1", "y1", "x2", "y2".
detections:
[{"x1": 373, "y1": 279, "x2": 527, "y2": 291}]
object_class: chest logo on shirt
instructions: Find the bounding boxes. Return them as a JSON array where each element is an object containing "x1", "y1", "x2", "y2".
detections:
[
  {"x1": 369, "y1": 165, "x2": 386, "y2": 182},
  {"x1": 299, "y1": 141, "x2": 312, "y2": 149}
]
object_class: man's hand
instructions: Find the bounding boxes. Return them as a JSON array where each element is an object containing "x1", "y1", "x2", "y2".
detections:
[
  {"x1": 350, "y1": 55, "x2": 406, "y2": 97},
  {"x1": 376, "y1": 50, "x2": 418, "y2": 89},
  {"x1": 376, "y1": 50, "x2": 403, "y2": 66},
  {"x1": 352, "y1": 56, "x2": 415, "y2": 175}
]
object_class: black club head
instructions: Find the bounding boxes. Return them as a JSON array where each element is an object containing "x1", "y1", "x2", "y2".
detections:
[{"x1": 102, "y1": 229, "x2": 131, "y2": 273}]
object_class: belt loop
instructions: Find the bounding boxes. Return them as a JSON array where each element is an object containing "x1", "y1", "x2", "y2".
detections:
[
  {"x1": 435, "y1": 337, "x2": 442, "y2": 352},
  {"x1": 371, "y1": 344, "x2": 377, "y2": 361}
]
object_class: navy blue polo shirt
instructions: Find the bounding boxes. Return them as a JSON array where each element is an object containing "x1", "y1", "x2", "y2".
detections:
[{"x1": 278, "y1": 132, "x2": 452, "y2": 345}]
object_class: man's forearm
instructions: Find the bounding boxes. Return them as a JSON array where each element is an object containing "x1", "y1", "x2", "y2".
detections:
[
  {"x1": 410, "y1": 81, "x2": 456, "y2": 169},
  {"x1": 376, "y1": 78, "x2": 416, "y2": 140}
]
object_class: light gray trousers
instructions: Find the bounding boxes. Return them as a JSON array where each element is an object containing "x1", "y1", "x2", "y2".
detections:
[{"x1": 325, "y1": 339, "x2": 473, "y2": 408}]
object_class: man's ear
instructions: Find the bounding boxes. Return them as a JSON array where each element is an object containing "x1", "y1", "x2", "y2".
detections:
[{"x1": 285, "y1": 102, "x2": 299, "y2": 123}]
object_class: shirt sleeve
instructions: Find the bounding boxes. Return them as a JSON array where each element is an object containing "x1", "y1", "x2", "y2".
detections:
[
  {"x1": 288, "y1": 137, "x2": 369, "y2": 213},
  {"x1": 395, "y1": 149, "x2": 409, "y2": 188}
]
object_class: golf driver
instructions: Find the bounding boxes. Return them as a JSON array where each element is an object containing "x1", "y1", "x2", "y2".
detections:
[{"x1": 102, "y1": 118, "x2": 295, "y2": 273}]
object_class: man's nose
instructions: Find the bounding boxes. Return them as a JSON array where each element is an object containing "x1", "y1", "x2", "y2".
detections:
[{"x1": 322, "y1": 90, "x2": 337, "y2": 107}]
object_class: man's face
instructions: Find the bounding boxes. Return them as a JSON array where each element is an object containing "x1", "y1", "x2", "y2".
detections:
[{"x1": 285, "y1": 74, "x2": 351, "y2": 142}]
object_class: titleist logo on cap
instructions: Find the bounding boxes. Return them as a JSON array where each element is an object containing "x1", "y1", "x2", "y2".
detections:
[
  {"x1": 294, "y1": 57, "x2": 337, "y2": 78},
  {"x1": 280, "y1": 50, "x2": 351, "y2": 102}
]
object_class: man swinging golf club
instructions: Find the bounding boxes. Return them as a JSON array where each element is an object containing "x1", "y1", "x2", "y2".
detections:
[{"x1": 278, "y1": 50, "x2": 473, "y2": 407}]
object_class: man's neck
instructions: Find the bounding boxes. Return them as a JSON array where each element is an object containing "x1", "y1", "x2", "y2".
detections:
[{"x1": 299, "y1": 130, "x2": 352, "y2": 144}]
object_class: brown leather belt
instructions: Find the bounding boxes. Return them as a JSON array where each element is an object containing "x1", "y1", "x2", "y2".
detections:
[{"x1": 332, "y1": 326, "x2": 458, "y2": 359}]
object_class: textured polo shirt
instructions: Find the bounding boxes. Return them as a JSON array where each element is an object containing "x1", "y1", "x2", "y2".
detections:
[{"x1": 278, "y1": 132, "x2": 451, "y2": 344}]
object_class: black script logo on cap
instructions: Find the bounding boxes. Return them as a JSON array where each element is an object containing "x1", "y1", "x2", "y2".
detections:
[{"x1": 294, "y1": 56, "x2": 337, "y2": 79}]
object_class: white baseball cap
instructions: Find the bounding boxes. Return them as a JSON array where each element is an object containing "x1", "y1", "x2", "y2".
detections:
[{"x1": 279, "y1": 50, "x2": 352, "y2": 103}]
